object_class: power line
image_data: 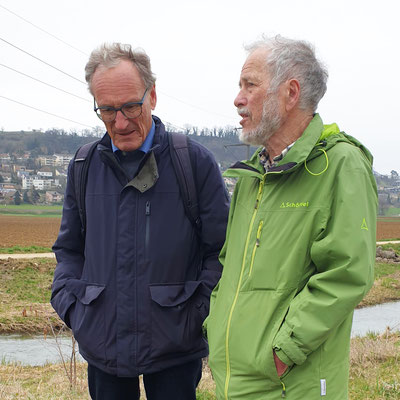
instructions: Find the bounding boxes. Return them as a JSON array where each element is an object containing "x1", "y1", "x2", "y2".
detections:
[
  {"x1": 0, "y1": 10, "x2": 236, "y2": 126},
  {"x1": 0, "y1": 37, "x2": 86, "y2": 84},
  {"x1": 158, "y1": 90, "x2": 236, "y2": 123},
  {"x1": 0, "y1": 95, "x2": 93, "y2": 128},
  {"x1": 0, "y1": 3, "x2": 88, "y2": 56},
  {"x1": 0, "y1": 63, "x2": 91, "y2": 102}
]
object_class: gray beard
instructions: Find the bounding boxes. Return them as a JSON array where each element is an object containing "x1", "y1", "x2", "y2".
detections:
[{"x1": 240, "y1": 94, "x2": 281, "y2": 147}]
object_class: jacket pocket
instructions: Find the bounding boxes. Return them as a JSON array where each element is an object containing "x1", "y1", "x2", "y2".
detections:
[
  {"x1": 66, "y1": 279, "x2": 106, "y2": 359},
  {"x1": 149, "y1": 281, "x2": 206, "y2": 359}
]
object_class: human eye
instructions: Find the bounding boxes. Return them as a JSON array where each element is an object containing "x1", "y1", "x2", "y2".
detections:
[
  {"x1": 122, "y1": 103, "x2": 140, "y2": 117},
  {"x1": 241, "y1": 78, "x2": 256, "y2": 89},
  {"x1": 99, "y1": 107, "x2": 115, "y2": 117}
]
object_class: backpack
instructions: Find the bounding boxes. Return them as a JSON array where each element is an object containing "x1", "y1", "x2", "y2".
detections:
[{"x1": 73, "y1": 132, "x2": 201, "y2": 237}]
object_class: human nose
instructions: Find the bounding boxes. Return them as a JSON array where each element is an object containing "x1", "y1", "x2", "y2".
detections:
[
  {"x1": 234, "y1": 89, "x2": 247, "y2": 108},
  {"x1": 114, "y1": 110, "x2": 129, "y2": 130}
]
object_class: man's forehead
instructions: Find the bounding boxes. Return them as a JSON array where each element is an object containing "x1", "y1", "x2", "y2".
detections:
[
  {"x1": 240, "y1": 49, "x2": 269, "y2": 75},
  {"x1": 239, "y1": 56, "x2": 269, "y2": 85},
  {"x1": 94, "y1": 60, "x2": 139, "y2": 79}
]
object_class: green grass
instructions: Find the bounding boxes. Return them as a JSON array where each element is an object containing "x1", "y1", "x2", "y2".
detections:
[
  {"x1": 0, "y1": 258, "x2": 63, "y2": 334},
  {"x1": 374, "y1": 262, "x2": 400, "y2": 279},
  {"x1": 0, "y1": 259, "x2": 55, "y2": 303},
  {"x1": 349, "y1": 333, "x2": 400, "y2": 399},
  {"x1": 1, "y1": 205, "x2": 62, "y2": 211},
  {"x1": 379, "y1": 243, "x2": 400, "y2": 253},
  {"x1": 377, "y1": 216, "x2": 400, "y2": 223},
  {"x1": 0, "y1": 245, "x2": 52, "y2": 254},
  {"x1": 385, "y1": 207, "x2": 400, "y2": 217},
  {"x1": 0, "y1": 204, "x2": 62, "y2": 217},
  {"x1": 360, "y1": 261, "x2": 400, "y2": 307}
]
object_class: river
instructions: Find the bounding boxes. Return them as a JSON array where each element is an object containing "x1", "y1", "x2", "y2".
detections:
[{"x1": 1, "y1": 300, "x2": 399, "y2": 366}]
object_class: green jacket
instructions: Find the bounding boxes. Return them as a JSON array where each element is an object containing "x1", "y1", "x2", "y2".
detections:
[{"x1": 204, "y1": 114, "x2": 377, "y2": 399}]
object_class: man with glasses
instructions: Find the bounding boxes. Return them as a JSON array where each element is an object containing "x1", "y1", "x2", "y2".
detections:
[{"x1": 51, "y1": 43, "x2": 229, "y2": 400}]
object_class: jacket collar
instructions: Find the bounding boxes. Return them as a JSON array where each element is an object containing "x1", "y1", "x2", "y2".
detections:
[
  {"x1": 224, "y1": 114, "x2": 326, "y2": 179},
  {"x1": 97, "y1": 115, "x2": 167, "y2": 154}
]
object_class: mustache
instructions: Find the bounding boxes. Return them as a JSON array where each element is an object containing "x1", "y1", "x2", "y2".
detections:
[{"x1": 237, "y1": 107, "x2": 250, "y2": 117}]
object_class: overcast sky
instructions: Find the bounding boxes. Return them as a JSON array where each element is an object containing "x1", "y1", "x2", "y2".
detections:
[{"x1": 0, "y1": 0, "x2": 399, "y2": 174}]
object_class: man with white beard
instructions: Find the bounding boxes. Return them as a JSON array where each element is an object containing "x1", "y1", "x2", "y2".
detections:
[{"x1": 203, "y1": 35, "x2": 378, "y2": 399}]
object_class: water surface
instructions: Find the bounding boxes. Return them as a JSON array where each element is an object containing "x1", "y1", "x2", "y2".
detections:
[
  {"x1": 0, "y1": 334, "x2": 83, "y2": 366},
  {"x1": 1, "y1": 300, "x2": 399, "y2": 366}
]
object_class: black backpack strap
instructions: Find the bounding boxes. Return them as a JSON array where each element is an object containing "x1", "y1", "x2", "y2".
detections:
[
  {"x1": 73, "y1": 140, "x2": 100, "y2": 236},
  {"x1": 168, "y1": 132, "x2": 201, "y2": 235}
]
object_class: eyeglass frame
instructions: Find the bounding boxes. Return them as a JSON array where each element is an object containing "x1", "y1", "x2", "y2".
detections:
[{"x1": 93, "y1": 88, "x2": 149, "y2": 122}]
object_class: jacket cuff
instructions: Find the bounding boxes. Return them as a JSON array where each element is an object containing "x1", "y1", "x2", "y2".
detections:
[
  {"x1": 273, "y1": 324, "x2": 307, "y2": 366},
  {"x1": 50, "y1": 290, "x2": 76, "y2": 328}
]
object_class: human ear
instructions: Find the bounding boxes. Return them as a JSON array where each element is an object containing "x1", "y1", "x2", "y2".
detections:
[
  {"x1": 285, "y1": 79, "x2": 300, "y2": 111},
  {"x1": 150, "y1": 84, "x2": 157, "y2": 110}
]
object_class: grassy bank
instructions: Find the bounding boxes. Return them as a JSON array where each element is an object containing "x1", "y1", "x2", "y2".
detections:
[
  {"x1": 358, "y1": 261, "x2": 400, "y2": 308},
  {"x1": 0, "y1": 258, "x2": 63, "y2": 334},
  {"x1": 1, "y1": 253, "x2": 400, "y2": 334},
  {"x1": 1, "y1": 255, "x2": 399, "y2": 334},
  {"x1": 1, "y1": 333, "x2": 399, "y2": 399}
]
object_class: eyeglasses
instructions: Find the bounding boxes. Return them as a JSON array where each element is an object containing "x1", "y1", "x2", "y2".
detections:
[{"x1": 94, "y1": 89, "x2": 148, "y2": 122}]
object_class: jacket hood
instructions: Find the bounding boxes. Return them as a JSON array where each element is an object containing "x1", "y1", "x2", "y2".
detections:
[{"x1": 319, "y1": 125, "x2": 374, "y2": 165}]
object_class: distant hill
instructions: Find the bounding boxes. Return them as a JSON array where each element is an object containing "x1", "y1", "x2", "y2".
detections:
[{"x1": 0, "y1": 129, "x2": 256, "y2": 169}]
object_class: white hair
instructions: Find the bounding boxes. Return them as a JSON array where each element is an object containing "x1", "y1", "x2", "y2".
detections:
[{"x1": 245, "y1": 35, "x2": 328, "y2": 112}]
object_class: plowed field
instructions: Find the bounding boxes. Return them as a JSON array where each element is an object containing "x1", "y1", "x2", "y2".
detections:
[
  {"x1": 0, "y1": 215, "x2": 61, "y2": 248},
  {"x1": 376, "y1": 217, "x2": 400, "y2": 241},
  {"x1": 0, "y1": 215, "x2": 399, "y2": 248}
]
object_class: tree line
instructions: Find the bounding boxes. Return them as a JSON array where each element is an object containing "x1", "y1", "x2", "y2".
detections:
[{"x1": 0, "y1": 126, "x2": 252, "y2": 169}]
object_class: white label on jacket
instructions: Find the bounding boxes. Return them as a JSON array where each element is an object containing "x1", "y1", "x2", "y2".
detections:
[{"x1": 320, "y1": 379, "x2": 326, "y2": 396}]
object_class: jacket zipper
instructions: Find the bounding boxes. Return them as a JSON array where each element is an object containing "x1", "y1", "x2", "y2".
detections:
[
  {"x1": 248, "y1": 220, "x2": 264, "y2": 277},
  {"x1": 224, "y1": 178, "x2": 264, "y2": 399},
  {"x1": 145, "y1": 201, "x2": 151, "y2": 258}
]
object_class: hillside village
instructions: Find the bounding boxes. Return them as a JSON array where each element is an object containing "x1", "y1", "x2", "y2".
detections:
[
  {"x1": 0, "y1": 131, "x2": 399, "y2": 216},
  {"x1": 0, "y1": 151, "x2": 71, "y2": 205}
]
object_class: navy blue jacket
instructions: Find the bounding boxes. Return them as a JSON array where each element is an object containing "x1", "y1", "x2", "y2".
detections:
[{"x1": 51, "y1": 116, "x2": 229, "y2": 376}]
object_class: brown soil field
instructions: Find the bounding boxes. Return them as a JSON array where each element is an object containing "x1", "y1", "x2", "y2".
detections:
[
  {"x1": 0, "y1": 215, "x2": 399, "y2": 248},
  {"x1": 376, "y1": 217, "x2": 400, "y2": 240},
  {"x1": 0, "y1": 215, "x2": 61, "y2": 248}
]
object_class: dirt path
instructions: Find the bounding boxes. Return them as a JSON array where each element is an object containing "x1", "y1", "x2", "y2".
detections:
[
  {"x1": 1, "y1": 241, "x2": 398, "y2": 260},
  {"x1": 0, "y1": 253, "x2": 55, "y2": 260}
]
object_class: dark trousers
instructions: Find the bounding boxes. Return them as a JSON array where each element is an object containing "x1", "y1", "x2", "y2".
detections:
[{"x1": 88, "y1": 359, "x2": 202, "y2": 400}]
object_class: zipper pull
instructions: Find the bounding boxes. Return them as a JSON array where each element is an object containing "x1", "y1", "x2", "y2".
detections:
[
  {"x1": 281, "y1": 381, "x2": 286, "y2": 398},
  {"x1": 145, "y1": 201, "x2": 151, "y2": 215},
  {"x1": 254, "y1": 180, "x2": 264, "y2": 209},
  {"x1": 256, "y1": 221, "x2": 263, "y2": 247}
]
